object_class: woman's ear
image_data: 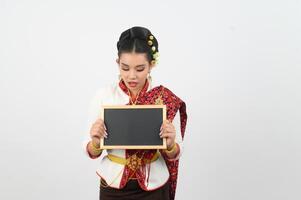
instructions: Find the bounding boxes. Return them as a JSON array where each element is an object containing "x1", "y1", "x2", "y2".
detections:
[{"x1": 116, "y1": 58, "x2": 119, "y2": 64}]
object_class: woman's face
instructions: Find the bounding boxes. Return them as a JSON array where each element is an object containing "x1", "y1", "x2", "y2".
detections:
[{"x1": 117, "y1": 52, "x2": 154, "y2": 95}]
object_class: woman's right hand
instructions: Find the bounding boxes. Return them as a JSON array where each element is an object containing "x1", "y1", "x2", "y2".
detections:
[{"x1": 89, "y1": 118, "x2": 107, "y2": 146}]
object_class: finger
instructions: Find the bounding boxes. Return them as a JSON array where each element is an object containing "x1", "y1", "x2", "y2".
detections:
[
  {"x1": 95, "y1": 130, "x2": 107, "y2": 138},
  {"x1": 91, "y1": 127, "x2": 107, "y2": 138},
  {"x1": 163, "y1": 121, "x2": 174, "y2": 129},
  {"x1": 160, "y1": 132, "x2": 174, "y2": 138},
  {"x1": 91, "y1": 127, "x2": 103, "y2": 135},
  {"x1": 160, "y1": 126, "x2": 175, "y2": 134},
  {"x1": 165, "y1": 127, "x2": 175, "y2": 133},
  {"x1": 161, "y1": 130, "x2": 175, "y2": 136},
  {"x1": 97, "y1": 126, "x2": 105, "y2": 132},
  {"x1": 100, "y1": 132, "x2": 107, "y2": 138},
  {"x1": 164, "y1": 122, "x2": 174, "y2": 128},
  {"x1": 95, "y1": 125, "x2": 106, "y2": 133},
  {"x1": 160, "y1": 126, "x2": 175, "y2": 135},
  {"x1": 93, "y1": 124, "x2": 102, "y2": 130},
  {"x1": 161, "y1": 123, "x2": 167, "y2": 131},
  {"x1": 160, "y1": 121, "x2": 167, "y2": 131},
  {"x1": 159, "y1": 128, "x2": 168, "y2": 136},
  {"x1": 98, "y1": 128, "x2": 108, "y2": 138},
  {"x1": 163, "y1": 124, "x2": 175, "y2": 129},
  {"x1": 162, "y1": 129, "x2": 176, "y2": 136},
  {"x1": 164, "y1": 119, "x2": 172, "y2": 124}
]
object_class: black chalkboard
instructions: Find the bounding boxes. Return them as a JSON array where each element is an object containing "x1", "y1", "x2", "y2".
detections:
[{"x1": 100, "y1": 105, "x2": 167, "y2": 149}]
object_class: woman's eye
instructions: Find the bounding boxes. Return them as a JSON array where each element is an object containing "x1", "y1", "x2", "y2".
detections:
[
  {"x1": 122, "y1": 68, "x2": 129, "y2": 71},
  {"x1": 137, "y1": 68, "x2": 145, "y2": 72}
]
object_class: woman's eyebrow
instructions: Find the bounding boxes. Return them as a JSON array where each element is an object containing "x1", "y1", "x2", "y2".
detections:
[
  {"x1": 121, "y1": 63, "x2": 146, "y2": 68},
  {"x1": 135, "y1": 64, "x2": 146, "y2": 68},
  {"x1": 121, "y1": 63, "x2": 129, "y2": 67}
]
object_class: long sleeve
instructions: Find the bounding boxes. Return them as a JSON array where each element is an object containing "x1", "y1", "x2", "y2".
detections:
[
  {"x1": 163, "y1": 109, "x2": 184, "y2": 161},
  {"x1": 82, "y1": 88, "x2": 106, "y2": 159}
]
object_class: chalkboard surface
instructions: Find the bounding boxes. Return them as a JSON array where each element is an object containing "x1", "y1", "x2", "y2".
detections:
[{"x1": 100, "y1": 105, "x2": 167, "y2": 149}]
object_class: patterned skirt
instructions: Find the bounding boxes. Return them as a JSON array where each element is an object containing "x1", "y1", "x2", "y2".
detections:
[{"x1": 99, "y1": 179, "x2": 170, "y2": 200}]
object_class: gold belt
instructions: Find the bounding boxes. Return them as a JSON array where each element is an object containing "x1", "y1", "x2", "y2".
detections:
[{"x1": 107, "y1": 151, "x2": 160, "y2": 171}]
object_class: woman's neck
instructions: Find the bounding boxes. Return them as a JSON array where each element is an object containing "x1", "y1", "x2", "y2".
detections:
[
  {"x1": 126, "y1": 79, "x2": 148, "y2": 99},
  {"x1": 129, "y1": 89, "x2": 140, "y2": 99}
]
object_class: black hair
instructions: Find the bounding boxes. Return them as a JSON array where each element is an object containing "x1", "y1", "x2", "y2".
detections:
[{"x1": 117, "y1": 26, "x2": 159, "y2": 64}]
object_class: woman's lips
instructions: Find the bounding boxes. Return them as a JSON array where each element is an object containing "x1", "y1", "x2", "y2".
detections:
[{"x1": 128, "y1": 82, "x2": 138, "y2": 87}]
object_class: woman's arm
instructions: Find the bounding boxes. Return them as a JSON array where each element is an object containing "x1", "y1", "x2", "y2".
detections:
[
  {"x1": 160, "y1": 110, "x2": 183, "y2": 160},
  {"x1": 83, "y1": 88, "x2": 107, "y2": 159}
]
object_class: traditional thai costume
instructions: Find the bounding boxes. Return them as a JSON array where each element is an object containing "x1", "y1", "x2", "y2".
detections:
[{"x1": 83, "y1": 79, "x2": 187, "y2": 200}]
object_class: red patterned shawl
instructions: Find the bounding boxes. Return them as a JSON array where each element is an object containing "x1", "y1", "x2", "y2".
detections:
[{"x1": 118, "y1": 80, "x2": 187, "y2": 200}]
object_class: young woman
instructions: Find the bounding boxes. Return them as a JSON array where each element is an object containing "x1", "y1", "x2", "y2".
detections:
[{"x1": 83, "y1": 26, "x2": 187, "y2": 200}]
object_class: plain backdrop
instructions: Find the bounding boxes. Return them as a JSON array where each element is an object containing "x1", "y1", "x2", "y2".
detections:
[{"x1": 0, "y1": 0, "x2": 300, "y2": 200}]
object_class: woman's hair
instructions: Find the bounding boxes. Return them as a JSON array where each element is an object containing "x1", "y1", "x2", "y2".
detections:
[{"x1": 117, "y1": 26, "x2": 159, "y2": 64}]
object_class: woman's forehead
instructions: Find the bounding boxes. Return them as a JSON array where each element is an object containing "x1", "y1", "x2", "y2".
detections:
[{"x1": 119, "y1": 53, "x2": 149, "y2": 67}]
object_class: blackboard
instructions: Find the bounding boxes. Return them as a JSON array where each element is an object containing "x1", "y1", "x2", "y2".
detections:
[{"x1": 100, "y1": 105, "x2": 167, "y2": 149}]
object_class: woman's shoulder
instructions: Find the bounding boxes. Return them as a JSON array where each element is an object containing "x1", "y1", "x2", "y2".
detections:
[
  {"x1": 153, "y1": 84, "x2": 186, "y2": 106},
  {"x1": 91, "y1": 81, "x2": 124, "y2": 100},
  {"x1": 153, "y1": 84, "x2": 179, "y2": 98}
]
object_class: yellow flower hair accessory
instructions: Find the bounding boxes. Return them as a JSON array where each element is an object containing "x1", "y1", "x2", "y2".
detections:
[{"x1": 147, "y1": 35, "x2": 159, "y2": 65}]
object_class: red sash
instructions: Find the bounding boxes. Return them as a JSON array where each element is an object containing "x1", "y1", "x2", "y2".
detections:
[{"x1": 118, "y1": 80, "x2": 187, "y2": 200}]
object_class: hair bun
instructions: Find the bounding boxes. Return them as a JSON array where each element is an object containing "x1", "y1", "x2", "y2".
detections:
[
  {"x1": 117, "y1": 26, "x2": 159, "y2": 64},
  {"x1": 129, "y1": 26, "x2": 149, "y2": 40},
  {"x1": 117, "y1": 26, "x2": 152, "y2": 50},
  {"x1": 117, "y1": 30, "x2": 130, "y2": 50}
]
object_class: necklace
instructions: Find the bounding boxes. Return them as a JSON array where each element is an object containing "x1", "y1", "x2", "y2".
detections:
[{"x1": 128, "y1": 89, "x2": 142, "y2": 105}]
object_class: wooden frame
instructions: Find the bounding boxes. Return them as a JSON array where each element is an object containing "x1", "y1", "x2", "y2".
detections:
[{"x1": 100, "y1": 105, "x2": 167, "y2": 149}]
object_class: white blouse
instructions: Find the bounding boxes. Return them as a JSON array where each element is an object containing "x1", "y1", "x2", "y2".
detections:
[{"x1": 82, "y1": 80, "x2": 184, "y2": 191}]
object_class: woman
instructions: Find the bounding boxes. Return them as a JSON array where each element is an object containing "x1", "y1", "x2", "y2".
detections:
[{"x1": 83, "y1": 26, "x2": 187, "y2": 200}]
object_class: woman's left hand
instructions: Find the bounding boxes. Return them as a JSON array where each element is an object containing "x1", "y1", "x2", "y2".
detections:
[{"x1": 160, "y1": 119, "x2": 176, "y2": 149}]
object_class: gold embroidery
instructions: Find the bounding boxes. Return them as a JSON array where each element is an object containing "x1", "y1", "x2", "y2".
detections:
[
  {"x1": 155, "y1": 96, "x2": 163, "y2": 105},
  {"x1": 155, "y1": 86, "x2": 164, "y2": 105},
  {"x1": 126, "y1": 154, "x2": 142, "y2": 171}
]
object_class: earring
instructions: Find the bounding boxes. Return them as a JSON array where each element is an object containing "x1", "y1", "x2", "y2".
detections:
[
  {"x1": 118, "y1": 74, "x2": 122, "y2": 81},
  {"x1": 147, "y1": 73, "x2": 152, "y2": 84}
]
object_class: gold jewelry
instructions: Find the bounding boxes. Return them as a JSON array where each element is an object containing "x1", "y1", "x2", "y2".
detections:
[
  {"x1": 146, "y1": 34, "x2": 159, "y2": 65},
  {"x1": 128, "y1": 89, "x2": 142, "y2": 105},
  {"x1": 91, "y1": 140, "x2": 102, "y2": 154},
  {"x1": 164, "y1": 142, "x2": 177, "y2": 153},
  {"x1": 147, "y1": 73, "x2": 152, "y2": 84}
]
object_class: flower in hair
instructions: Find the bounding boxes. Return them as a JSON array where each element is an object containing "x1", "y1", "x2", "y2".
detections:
[{"x1": 147, "y1": 35, "x2": 159, "y2": 65}]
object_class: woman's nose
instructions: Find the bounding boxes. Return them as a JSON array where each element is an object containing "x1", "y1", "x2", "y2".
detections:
[{"x1": 129, "y1": 70, "x2": 137, "y2": 79}]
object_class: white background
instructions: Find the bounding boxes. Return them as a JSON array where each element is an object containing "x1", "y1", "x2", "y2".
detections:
[{"x1": 0, "y1": 0, "x2": 300, "y2": 199}]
